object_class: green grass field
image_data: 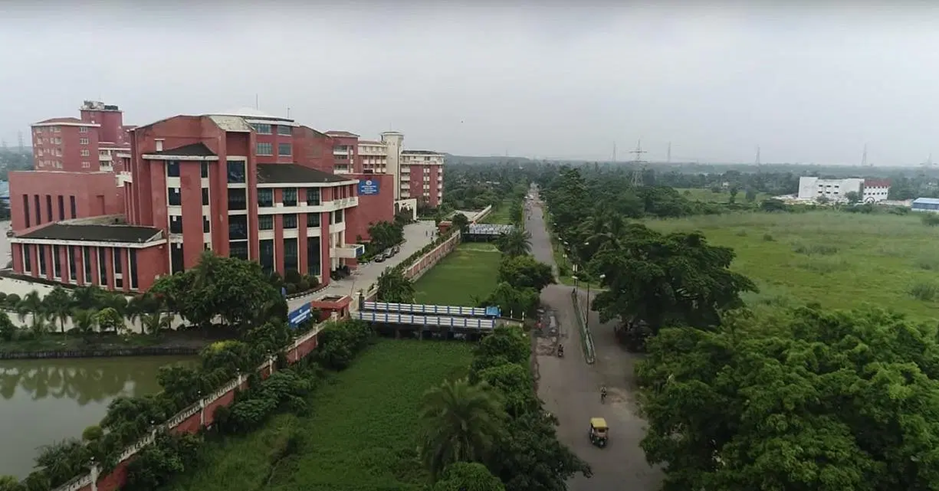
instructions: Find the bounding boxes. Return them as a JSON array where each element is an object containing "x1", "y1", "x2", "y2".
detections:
[
  {"x1": 413, "y1": 243, "x2": 502, "y2": 306},
  {"x1": 676, "y1": 187, "x2": 770, "y2": 203},
  {"x1": 165, "y1": 340, "x2": 473, "y2": 491},
  {"x1": 479, "y1": 200, "x2": 512, "y2": 224},
  {"x1": 646, "y1": 211, "x2": 939, "y2": 322}
]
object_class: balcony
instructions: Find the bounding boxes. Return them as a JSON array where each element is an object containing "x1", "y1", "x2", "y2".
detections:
[{"x1": 332, "y1": 244, "x2": 364, "y2": 259}]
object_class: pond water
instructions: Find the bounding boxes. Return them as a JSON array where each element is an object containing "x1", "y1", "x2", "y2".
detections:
[{"x1": 0, "y1": 355, "x2": 195, "y2": 479}]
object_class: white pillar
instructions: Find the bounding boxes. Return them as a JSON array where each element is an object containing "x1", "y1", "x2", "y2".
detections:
[
  {"x1": 90, "y1": 465, "x2": 99, "y2": 491},
  {"x1": 199, "y1": 397, "x2": 206, "y2": 427}
]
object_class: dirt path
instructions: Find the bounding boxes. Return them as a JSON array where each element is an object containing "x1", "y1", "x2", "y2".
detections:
[{"x1": 526, "y1": 188, "x2": 663, "y2": 491}]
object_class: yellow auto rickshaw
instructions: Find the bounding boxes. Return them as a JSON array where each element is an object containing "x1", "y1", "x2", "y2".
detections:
[{"x1": 589, "y1": 417, "x2": 608, "y2": 448}]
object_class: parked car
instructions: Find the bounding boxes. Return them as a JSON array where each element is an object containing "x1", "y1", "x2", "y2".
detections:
[
  {"x1": 375, "y1": 253, "x2": 387, "y2": 262},
  {"x1": 392, "y1": 245, "x2": 401, "y2": 255}
]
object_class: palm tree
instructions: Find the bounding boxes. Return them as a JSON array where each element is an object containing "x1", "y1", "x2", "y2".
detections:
[
  {"x1": 139, "y1": 312, "x2": 171, "y2": 335},
  {"x1": 496, "y1": 229, "x2": 532, "y2": 257},
  {"x1": 72, "y1": 309, "x2": 97, "y2": 337},
  {"x1": 418, "y1": 378, "x2": 506, "y2": 482},
  {"x1": 43, "y1": 287, "x2": 73, "y2": 334}
]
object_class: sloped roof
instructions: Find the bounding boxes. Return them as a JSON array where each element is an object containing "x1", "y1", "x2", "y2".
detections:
[
  {"x1": 149, "y1": 142, "x2": 216, "y2": 157},
  {"x1": 257, "y1": 164, "x2": 349, "y2": 184},
  {"x1": 19, "y1": 223, "x2": 163, "y2": 243}
]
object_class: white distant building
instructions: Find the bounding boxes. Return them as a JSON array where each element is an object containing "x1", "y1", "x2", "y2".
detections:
[{"x1": 797, "y1": 177, "x2": 890, "y2": 203}]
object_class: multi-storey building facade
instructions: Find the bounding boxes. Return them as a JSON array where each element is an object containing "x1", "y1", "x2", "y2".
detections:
[{"x1": 8, "y1": 107, "x2": 438, "y2": 293}]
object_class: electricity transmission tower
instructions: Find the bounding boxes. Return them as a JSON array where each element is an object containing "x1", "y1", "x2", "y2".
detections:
[
  {"x1": 630, "y1": 139, "x2": 648, "y2": 187},
  {"x1": 755, "y1": 146, "x2": 761, "y2": 166},
  {"x1": 861, "y1": 144, "x2": 868, "y2": 167},
  {"x1": 666, "y1": 142, "x2": 671, "y2": 164},
  {"x1": 612, "y1": 142, "x2": 616, "y2": 163}
]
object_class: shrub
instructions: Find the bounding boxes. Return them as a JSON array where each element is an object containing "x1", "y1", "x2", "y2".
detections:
[
  {"x1": 915, "y1": 255, "x2": 939, "y2": 271},
  {"x1": 304, "y1": 274, "x2": 320, "y2": 289},
  {"x1": 922, "y1": 213, "x2": 939, "y2": 226},
  {"x1": 909, "y1": 281, "x2": 939, "y2": 301},
  {"x1": 762, "y1": 233, "x2": 774, "y2": 242},
  {"x1": 5, "y1": 294, "x2": 20, "y2": 307},
  {"x1": 792, "y1": 243, "x2": 838, "y2": 256},
  {"x1": 316, "y1": 319, "x2": 373, "y2": 370},
  {"x1": 297, "y1": 279, "x2": 310, "y2": 292},
  {"x1": 81, "y1": 425, "x2": 103, "y2": 442},
  {"x1": 285, "y1": 284, "x2": 298, "y2": 295},
  {"x1": 284, "y1": 269, "x2": 302, "y2": 285}
]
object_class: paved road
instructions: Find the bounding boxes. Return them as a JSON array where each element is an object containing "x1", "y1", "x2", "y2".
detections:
[{"x1": 526, "y1": 187, "x2": 663, "y2": 491}]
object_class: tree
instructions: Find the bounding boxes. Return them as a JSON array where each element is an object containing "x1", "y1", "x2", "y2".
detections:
[
  {"x1": 42, "y1": 287, "x2": 72, "y2": 334},
  {"x1": 744, "y1": 187, "x2": 757, "y2": 202},
  {"x1": 150, "y1": 251, "x2": 282, "y2": 330},
  {"x1": 476, "y1": 363, "x2": 538, "y2": 417},
  {"x1": 451, "y1": 213, "x2": 470, "y2": 234},
  {"x1": 637, "y1": 306, "x2": 939, "y2": 491},
  {"x1": 376, "y1": 269, "x2": 415, "y2": 304},
  {"x1": 432, "y1": 462, "x2": 505, "y2": 491},
  {"x1": 495, "y1": 229, "x2": 532, "y2": 257},
  {"x1": 480, "y1": 282, "x2": 539, "y2": 320},
  {"x1": 0, "y1": 475, "x2": 23, "y2": 491},
  {"x1": 591, "y1": 224, "x2": 756, "y2": 336},
  {"x1": 0, "y1": 312, "x2": 16, "y2": 342},
  {"x1": 497, "y1": 255, "x2": 553, "y2": 292},
  {"x1": 419, "y1": 378, "x2": 506, "y2": 482},
  {"x1": 93, "y1": 307, "x2": 124, "y2": 334},
  {"x1": 139, "y1": 312, "x2": 171, "y2": 335},
  {"x1": 367, "y1": 221, "x2": 405, "y2": 253},
  {"x1": 71, "y1": 309, "x2": 97, "y2": 337},
  {"x1": 845, "y1": 190, "x2": 861, "y2": 204},
  {"x1": 728, "y1": 185, "x2": 739, "y2": 204},
  {"x1": 16, "y1": 290, "x2": 42, "y2": 324}
]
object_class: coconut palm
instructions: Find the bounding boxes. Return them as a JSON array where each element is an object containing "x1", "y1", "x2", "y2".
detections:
[
  {"x1": 495, "y1": 229, "x2": 532, "y2": 257},
  {"x1": 418, "y1": 378, "x2": 506, "y2": 482},
  {"x1": 43, "y1": 287, "x2": 73, "y2": 334},
  {"x1": 72, "y1": 309, "x2": 97, "y2": 336},
  {"x1": 16, "y1": 290, "x2": 43, "y2": 323},
  {"x1": 139, "y1": 312, "x2": 171, "y2": 335}
]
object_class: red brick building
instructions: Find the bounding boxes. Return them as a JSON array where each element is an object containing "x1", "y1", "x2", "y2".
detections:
[{"x1": 8, "y1": 107, "x2": 440, "y2": 293}]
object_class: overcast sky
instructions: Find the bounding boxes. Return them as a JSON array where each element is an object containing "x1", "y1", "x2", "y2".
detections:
[{"x1": 1, "y1": 2, "x2": 938, "y2": 165}]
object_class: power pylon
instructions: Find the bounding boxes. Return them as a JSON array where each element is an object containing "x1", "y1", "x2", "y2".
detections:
[{"x1": 630, "y1": 139, "x2": 648, "y2": 187}]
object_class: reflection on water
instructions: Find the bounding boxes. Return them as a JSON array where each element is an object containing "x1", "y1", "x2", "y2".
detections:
[{"x1": 0, "y1": 356, "x2": 195, "y2": 479}]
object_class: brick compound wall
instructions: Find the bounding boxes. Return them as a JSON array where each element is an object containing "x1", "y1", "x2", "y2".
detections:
[
  {"x1": 364, "y1": 231, "x2": 462, "y2": 301},
  {"x1": 54, "y1": 326, "x2": 321, "y2": 491}
]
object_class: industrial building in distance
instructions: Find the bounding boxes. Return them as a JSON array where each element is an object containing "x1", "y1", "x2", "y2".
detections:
[{"x1": 7, "y1": 102, "x2": 444, "y2": 292}]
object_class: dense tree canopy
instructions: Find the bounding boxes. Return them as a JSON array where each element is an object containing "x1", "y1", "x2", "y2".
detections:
[
  {"x1": 638, "y1": 306, "x2": 939, "y2": 491},
  {"x1": 150, "y1": 251, "x2": 284, "y2": 330}
]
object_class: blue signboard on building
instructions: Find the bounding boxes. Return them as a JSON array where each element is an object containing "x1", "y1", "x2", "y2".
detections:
[
  {"x1": 288, "y1": 304, "x2": 312, "y2": 328},
  {"x1": 485, "y1": 306, "x2": 502, "y2": 318},
  {"x1": 358, "y1": 179, "x2": 380, "y2": 196}
]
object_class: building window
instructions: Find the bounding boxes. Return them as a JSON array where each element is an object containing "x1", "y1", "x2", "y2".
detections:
[
  {"x1": 277, "y1": 125, "x2": 292, "y2": 136},
  {"x1": 80, "y1": 137, "x2": 89, "y2": 145},
  {"x1": 83, "y1": 247, "x2": 92, "y2": 282},
  {"x1": 256, "y1": 143, "x2": 273, "y2": 156},
  {"x1": 278, "y1": 143, "x2": 292, "y2": 157},
  {"x1": 283, "y1": 188, "x2": 297, "y2": 206},
  {"x1": 80, "y1": 149, "x2": 90, "y2": 157},
  {"x1": 57, "y1": 196, "x2": 64, "y2": 220},
  {"x1": 283, "y1": 214, "x2": 298, "y2": 229},
  {"x1": 68, "y1": 247, "x2": 77, "y2": 281},
  {"x1": 202, "y1": 188, "x2": 209, "y2": 206},
  {"x1": 168, "y1": 187, "x2": 181, "y2": 206},
  {"x1": 334, "y1": 209, "x2": 344, "y2": 224},
  {"x1": 22, "y1": 244, "x2": 31, "y2": 273},
  {"x1": 260, "y1": 239, "x2": 275, "y2": 275},
  {"x1": 227, "y1": 188, "x2": 247, "y2": 211},
  {"x1": 251, "y1": 123, "x2": 272, "y2": 134},
  {"x1": 283, "y1": 238, "x2": 298, "y2": 273},
  {"x1": 307, "y1": 237, "x2": 321, "y2": 276},
  {"x1": 167, "y1": 160, "x2": 180, "y2": 177},
  {"x1": 203, "y1": 216, "x2": 210, "y2": 233},
  {"x1": 70, "y1": 196, "x2": 76, "y2": 218},
  {"x1": 79, "y1": 126, "x2": 88, "y2": 133},
  {"x1": 98, "y1": 248, "x2": 107, "y2": 286},
  {"x1": 229, "y1": 215, "x2": 248, "y2": 240},
  {"x1": 227, "y1": 160, "x2": 246, "y2": 183},
  {"x1": 170, "y1": 215, "x2": 183, "y2": 234},
  {"x1": 34, "y1": 195, "x2": 40, "y2": 225},
  {"x1": 229, "y1": 241, "x2": 248, "y2": 260},
  {"x1": 129, "y1": 249, "x2": 138, "y2": 290},
  {"x1": 113, "y1": 248, "x2": 122, "y2": 276},
  {"x1": 46, "y1": 195, "x2": 52, "y2": 222},
  {"x1": 306, "y1": 213, "x2": 320, "y2": 227},
  {"x1": 306, "y1": 188, "x2": 320, "y2": 206},
  {"x1": 52, "y1": 245, "x2": 62, "y2": 278},
  {"x1": 171, "y1": 244, "x2": 184, "y2": 274},
  {"x1": 258, "y1": 189, "x2": 273, "y2": 207},
  {"x1": 23, "y1": 195, "x2": 29, "y2": 228},
  {"x1": 38, "y1": 245, "x2": 46, "y2": 275},
  {"x1": 201, "y1": 162, "x2": 209, "y2": 178},
  {"x1": 259, "y1": 215, "x2": 274, "y2": 230}
]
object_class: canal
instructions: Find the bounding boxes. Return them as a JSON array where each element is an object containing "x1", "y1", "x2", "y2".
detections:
[{"x1": 0, "y1": 355, "x2": 196, "y2": 479}]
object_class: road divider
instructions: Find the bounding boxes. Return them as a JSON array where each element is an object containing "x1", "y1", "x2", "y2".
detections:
[{"x1": 570, "y1": 289, "x2": 596, "y2": 364}]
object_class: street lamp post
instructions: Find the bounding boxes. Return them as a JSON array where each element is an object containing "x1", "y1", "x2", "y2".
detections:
[{"x1": 584, "y1": 273, "x2": 606, "y2": 330}]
